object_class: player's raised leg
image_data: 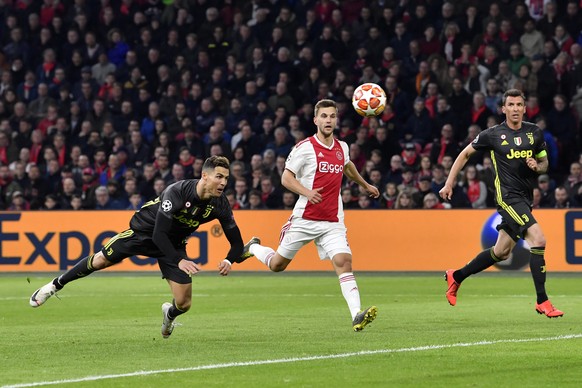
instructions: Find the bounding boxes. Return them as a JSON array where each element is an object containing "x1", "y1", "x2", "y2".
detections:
[
  {"x1": 241, "y1": 236, "x2": 261, "y2": 261},
  {"x1": 30, "y1": 251, "x2": 113, "y2": 307},
  {"x1": 445, "y1": 230, "x2": 513, "y2": 306},
  {"x1": 244, "y1": 236, "x2": 292, "y2": 272},
  {"x1": 30, "y1": 229, "x2": 136, "y2": 307}
]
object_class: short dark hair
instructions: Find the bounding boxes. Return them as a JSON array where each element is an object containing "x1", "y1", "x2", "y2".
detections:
[
  {"x1": 502, "y1": 89, "x2": 526, "y2": 105},
  {"x1": 203, "y1": 155, "x2": 230, "y2": 171},
  {"x1": 314, "y1": 99, "x2": 337, "y2": 117}
]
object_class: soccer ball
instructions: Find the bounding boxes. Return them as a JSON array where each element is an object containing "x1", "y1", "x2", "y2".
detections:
[{"x1": 352, "y1": 83, "x2": 387, "y2": 117}]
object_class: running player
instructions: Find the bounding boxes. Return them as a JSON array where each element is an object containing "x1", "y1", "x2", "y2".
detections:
[
  {"x1": 30, "y1": 156, "x2": 247, "y2": 337},
  {"x1": 439, "y1": 89, "x2": 564, "y2": 318},
  {"x1": 241, "y1": 99, "x2": 380, "y2": 331}
]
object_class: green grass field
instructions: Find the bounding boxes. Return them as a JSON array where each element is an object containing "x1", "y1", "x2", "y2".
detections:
[{"x1": 1, "y1": 272, "x2": 581, "y2": 387}]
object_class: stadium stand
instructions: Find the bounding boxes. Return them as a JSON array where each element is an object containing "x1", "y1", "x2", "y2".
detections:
[{"x1": 0, "y1": 0, "x2": 581, "y2": 210}]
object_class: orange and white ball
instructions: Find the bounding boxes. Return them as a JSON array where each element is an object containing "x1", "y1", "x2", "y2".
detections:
[{"x1": 351, "y1": 83, "x2": 387, "y2": 117}]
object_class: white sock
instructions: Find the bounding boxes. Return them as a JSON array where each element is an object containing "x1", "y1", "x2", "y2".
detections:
[
  {"x1": 339, "y1": 272, "x2": 361, "y2": 320},
  {"x1": 250, "y1": 244, "x2": 275, "y2": 270}
]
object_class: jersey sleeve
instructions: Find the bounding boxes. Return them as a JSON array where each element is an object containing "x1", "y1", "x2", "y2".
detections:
[
  {"x1": 285, "y1": 142, "x2": 309, "y2": 174},
  {"x1": 471, "y1": 128, "x2": 492, "y2": 151},
  {"x1": 340, "y1": 140, "x2": 350, "y2": 166},
  {"x1": 157, "y1": 184, "x2": 185, "y2": 219}
]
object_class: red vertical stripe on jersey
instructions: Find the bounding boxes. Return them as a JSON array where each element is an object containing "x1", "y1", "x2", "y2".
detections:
[{"x1": 303, "y1": 137, "x2": 345, "y2": 222}]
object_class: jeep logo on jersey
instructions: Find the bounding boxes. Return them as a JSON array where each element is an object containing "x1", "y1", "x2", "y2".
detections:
[
  {"x1": 319, "y1": 161, "x2": 343, "y2": 173},
  {"x1": 506, "y1": 149, "x2": 533, "y2": 159},
  {"x1": 161, "y1": 200, "x2": 172, "y2": 212},
  {"x1": 514, "y1": 137, "x2": 522, "y2": 146}
]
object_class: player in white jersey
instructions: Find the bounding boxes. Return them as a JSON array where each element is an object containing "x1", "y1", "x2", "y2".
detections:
[{"x1": 242, "y1": 99, "x2": 380, "y2": 331}]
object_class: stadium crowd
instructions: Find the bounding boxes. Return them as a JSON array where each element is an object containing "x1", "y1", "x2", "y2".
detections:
[{"x1": 0, "y1": 0, "x2": 582, "y2": 211}]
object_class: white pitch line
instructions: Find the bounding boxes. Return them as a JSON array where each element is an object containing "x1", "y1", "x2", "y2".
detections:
[{"x1": 2, "y1": 334, "x2": 582, "y2": 388}]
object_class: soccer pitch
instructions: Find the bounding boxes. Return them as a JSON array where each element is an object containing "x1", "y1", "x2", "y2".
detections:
[{"x1": 1, "y1": 273, "x2": 581, "y2": 387}]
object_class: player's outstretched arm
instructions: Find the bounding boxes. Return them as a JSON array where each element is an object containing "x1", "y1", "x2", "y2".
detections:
[
  {"x1": 343, "y1": 161, "x2": 380, "y2": 198},
  {"x1": 220, "y1": 225, "x2": 245, "y2": 276},
  {"x1": 282, "y1": 169, "x2": 323, "y2": 204}
]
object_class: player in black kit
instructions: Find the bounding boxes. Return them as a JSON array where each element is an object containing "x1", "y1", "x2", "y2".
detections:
[
  {"x1": 30, "y1": 156, "x2": 247, "y2": 337},
  {"x1": 439, "y1": 89, "x2": 563, "y2": 318}
]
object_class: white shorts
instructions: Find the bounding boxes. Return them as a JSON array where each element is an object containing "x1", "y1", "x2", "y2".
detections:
[{"x1": 276, "y1": 217, "x2": 351, "y2": 260}]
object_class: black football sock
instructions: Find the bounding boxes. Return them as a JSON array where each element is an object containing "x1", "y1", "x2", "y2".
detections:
[
  {"x1": 167, "y1": 299, "x2": 187, "y2": 320},
  {"x1": 454, "y1": 249, "x2": 499, "y2": 283},
  {"x1": 529, "y1": 247, "x2": 548, "y2": 304},
  {"x1": 55, "y1": 254, "x2": 97, "y2": 288}
]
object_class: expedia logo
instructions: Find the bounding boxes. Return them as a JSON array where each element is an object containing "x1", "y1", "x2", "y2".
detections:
[
  {"x1": 318, "y1": 161, "x2": 343, "y2": 173},
  {"x1": 506, "y1": 149, "x2": 533, "y2": 159}
]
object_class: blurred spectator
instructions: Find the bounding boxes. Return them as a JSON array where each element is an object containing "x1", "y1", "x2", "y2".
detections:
[
  {"x1": 0, "y1": 131, "x2": 18, "y2": 165},
  {"x1": 403, "y1": 97, "x2": 432, "y2": 146},
  {"x1": 357, "y1": 192, "x2": 376, "y2": 209},
  {"x1": 529, "y1": 54, "x2": 556, "y2": 110},
  {"x1": 127, "y1": 193, "x2": 144, "y2": 211},
  {"x1": 106, "y1": 180, "x2": 128, "y2": 208},
  {"x1": 429, "y1": 124, "x2": 461, "y2": 166},
  {"x1": 552, "y1": 186, "x2": 577, "y2": 208},
  {"x1": 412, "y1": 176, "x2": 434, "y2": 208},
  {"x1": 58, "y1": 177, "x2": 80, "y2": 209},
  {"x1": 537, "y1": 174, "x2": 555, "y2": 208},
  {"x1": 99, "y1": 153, "x2": 125, "y2": 186},
  {"x1": 469, "y1": 92, "x2": 493, "y2": 130},
  {"x1": 459, "y1": 165, "x2": 488, "y2": 209},
  {"x1": 168, "y1": 164, "x2": 185, "y2": 185},
  {"x1": 70, "y1": 194, "x2": 83, "y2": 210},
  {"x1": 265, "y1": 127, "x2": 293, "y2": 157},
  {"x1": 397, "y1": 166, "x2": 417, "y2": 193},
  {"x1": 507, "y1": 43, "x2": 529, "y2": 77},
  {"x1": 563, "y1": 161, "x2": 582, "y2": 198},
  {"x1": 546, "y1": 94, "x2": 578, "y2": 169},
  {"x1": 43, "y1": 193, "x2": 60, "y2": 210},
  {"x1": 394, "y1": 189, "x2": 414, "y2": 209},
  {"x1": 246, "y1": 189, "x2": 266, "y2": 210},
  {"x1": 8, "y1": 190, "x2": 29, "y2": 210},
  {"x1": 94, "y1": 185, "x2": 120, "y2": 210},
  {"x1": 234, "y1": 177, "x2": 249, "y2": 209},
  {"x1": 259, "y1": 175, "x2": 282, "y2": 209},
  {"x1": 401, "y1": 142, "x2": 420, "y2": 170},
  {"x1": 341, "y1": 186, "x2": 357, "y2": 209},
  {"x1": 423, "y1": 192, "x2": 449, "y2": 209},
  {"x1": 282, "y1": 190, "x2": 298, "y2": 210},
  {"x1": 379, "y1": 182, "x2": 398, "y2": 209},
  {"x1": 26, "y1": 164, "x2": 48, "y2": 209},
  {"x1": 385, "y1": 154, "x2": 404, "y2": 185},
  {"x1": 153, "y1": 177, "x2": 166, "y2": 198},
  {"x1": 534, "y1": 117, "x2": 559, "y2": 172}
]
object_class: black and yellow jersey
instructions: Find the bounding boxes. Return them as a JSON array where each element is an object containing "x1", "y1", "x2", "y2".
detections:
[
  {"x1": 129, "y1": 179, "x2": 236, "y2": 244},
  {"x1": 471, "y1": 121, "x2": 547, "y2": 206}
]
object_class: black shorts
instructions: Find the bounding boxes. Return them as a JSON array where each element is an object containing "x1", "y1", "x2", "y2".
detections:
[
  {"x1": 101, "y1": 229, "x2": 191, "y2": 284},
  {"x1": 496, "y1": 201, "x2": 537, "y2": 242}
]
